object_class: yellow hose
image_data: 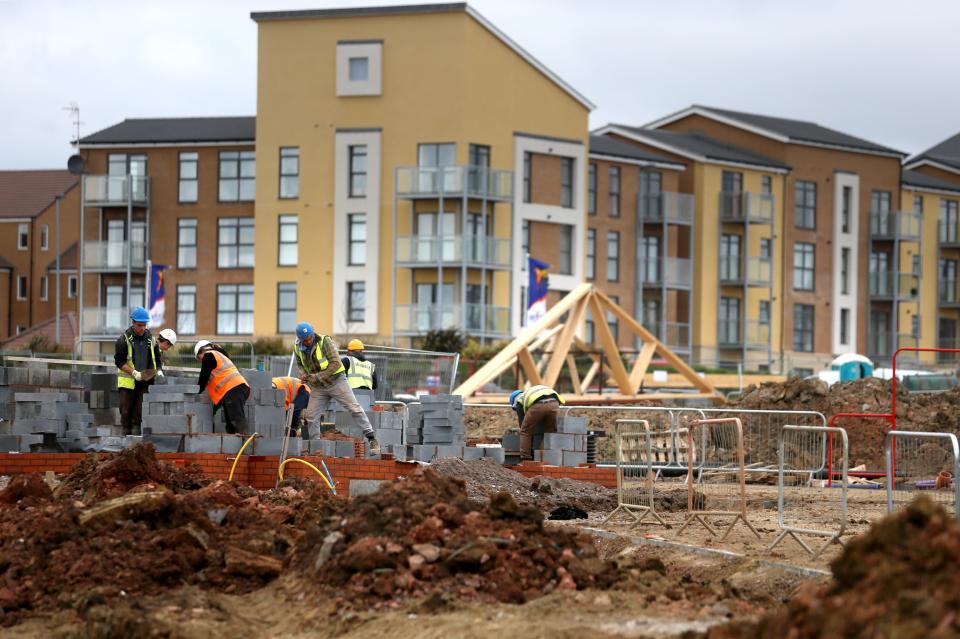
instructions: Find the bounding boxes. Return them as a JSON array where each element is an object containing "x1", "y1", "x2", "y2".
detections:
[
  {"x1": 278, "y1": 458, "x2": 335, "y2": 491},
  {"x1": 228, "y1": 432, "x2": 259, "y2": 482}
]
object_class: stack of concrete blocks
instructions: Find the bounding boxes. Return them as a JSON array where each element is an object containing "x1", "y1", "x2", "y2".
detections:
[
  {"x1": 141, "y1": 379, "x2": 207, "y2": 453},
  {"x1": 5, "y1": 390, "x2": 91, "y2": 453},
  {"x1": 84, "y1": 373, "x2": 122, "y2": 429},
  {"x1": 500, "y1": 415, "x2": 588, "y2": 466},
  {"x1": 406, "y1": 394, "x2": 482, "y2": 463},
  {"x1": 314, "y1": 388, "x2": 403, "y2": 458},
  {"x1": 239, "y1": 369, "x2": 290, "y2": 456}
]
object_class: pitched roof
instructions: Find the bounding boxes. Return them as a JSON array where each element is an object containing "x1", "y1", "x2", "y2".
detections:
[
  {"x1": 0, "y1": 312, "x2": 77, "y2": 349},
  {"x1": 0, "y1": 170, "x2": 78, "y2": 219},
  {"x1": 251, "y1": 3, "x2": 595, "y2": 110},
  {"x1": 646, "y1": 105, "x2": 904, "y2": 157},
  {"x1": 0, "y1": 255, "x2": 13, "y2": 271},
  {"x1": 597, "y1": 125, "x2": 789, "y2": 172},
  {"x1": 902, "y1": 169, "x2": 960, "y2": 194},
  {"x1": 79, "y1": 117, "x2": 256, "y2": 146},
  {"x1": 589, "y1": 135, "x2": 684, "y2": 168},
  {"x1": 46, "y1": 242, "x2": 78, "y2": 271},
  {"x1": 904, "y1": 131, "x2": 960, "y2": 173}
]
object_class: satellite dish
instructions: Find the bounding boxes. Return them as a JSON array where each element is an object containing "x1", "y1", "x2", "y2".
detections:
[{"x1": 67, "y1": 154, "x2": 86, "y2": 175}]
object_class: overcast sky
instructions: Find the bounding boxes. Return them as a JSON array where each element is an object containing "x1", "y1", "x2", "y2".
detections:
[{"x1": 2, "y1": 0, "x2": 958, "y2": 169}]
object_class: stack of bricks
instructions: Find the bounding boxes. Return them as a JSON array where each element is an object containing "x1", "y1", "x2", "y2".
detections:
[
  {"x1": 501, "y1": 415, "x2": 588, "y2": 467},
  {"x1": 405, "y1": 394, "x2": 480, "y2": 463}
]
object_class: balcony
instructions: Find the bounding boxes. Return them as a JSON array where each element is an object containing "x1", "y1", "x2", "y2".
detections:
[
  {"x1": 395, "y1": 303, "x2": 511, "y2": 337},
  {"x1": 637, "y1": 192, "x2": 695, "y2": 224},
  {"x1": 83, "y1": 175, "x2": 149, "y2": 207},
  {"x1": 717, "y1": 319, "x2": 770, "y2": 348},
  {"x1": 939, "y1": 222, "x2": 960, "y2": 248},
  {"x1": 869, "y1": 271, "x2": 919, "y2": 299},
  {"x1": 940, "y1": 280, "x2": 960, "y2": 307},
  {"x1": 868, "y1": 332, "x2": 919, "y2": 360},
  {"x1": 82, "y1": 241, "x2": 147, "y2": 272},
  {"x1": 937, "y1": 338, "x2": 960, "y2": 363},
  {"x1": 870, "y1": 210, "x2": 920, "y2": 240},
  {"x1": 395, "y1": 166, "x2": 513, "y2": 201},
  {"x1": 82, "y1": 307, "x2": 129, "y2": 336},
  {"x1": 719, "y1": 256, "x2": 772, "y2": 286},
  {"x1": 719, "y1": 192, "x2": 773, "y2": 224},
  {"x1": 395, "y1": 235, "x2": 511, "y2": 269},
  {"x1": 639, "y1": 256, "x2": 692, "y2": 288}
]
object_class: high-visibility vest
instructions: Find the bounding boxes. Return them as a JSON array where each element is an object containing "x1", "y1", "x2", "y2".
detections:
[
  {"x1": 272, "y1": 376, "x2": 310, "y2": 410},
  {"x1": 521, "y1": 385, "x2": 564, "y2": 410},
  {"x1": 295, "y1": 335, "x2": 346, "y2": 376},
  {"x1": 205, "y1": 351, "x2": 247, "y2": 405},
  {"x1": 117, "y1": 332, "x2": 157, "y2": 390},
  {"x1": 345, "y1": 356, "x2": 375, "y2": 389}
]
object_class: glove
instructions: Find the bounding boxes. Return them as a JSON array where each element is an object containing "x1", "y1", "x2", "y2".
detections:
[
  {"x1": 132, "y1": 370, "x2": 143, "y2": 382},
  {"x1": 156, "y1": 370, "x2": 165, "y2": 378},
  {"x1": 365, "y1": 433, "x2": 380, "y2": 455}
]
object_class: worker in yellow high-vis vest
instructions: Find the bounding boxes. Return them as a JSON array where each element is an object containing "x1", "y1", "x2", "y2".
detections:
[
  {"x1": 344, "y1": 339, "x2": 377, "y2": 391},
  {"x1": 113, "y1": 306, "x2": 164, "y2": 436},
  {"x1": 510, "y1": 385, "x2": 565, "y2": 461},
  {"x1": 294, "y1": 322, "x2": 378, "y2": 453}
]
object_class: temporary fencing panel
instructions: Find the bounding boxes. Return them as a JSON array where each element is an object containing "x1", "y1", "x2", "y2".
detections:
[
  {"x1": 885, "y1": 430, "x2": 960, "y2": 519},
  {"x1": 602, "y1": 419, "x2": 667, "y2": 528},
  {"x1": 700, "y1": 408, "x2": 827, "y2": 474},
  {"x1": 769, "y1": 425, "x2": 848, "y2": 559}
]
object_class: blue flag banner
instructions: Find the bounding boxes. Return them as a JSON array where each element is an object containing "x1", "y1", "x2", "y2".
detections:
[
  {"x1": 148, "y1": 264, "x2": 167, "y2": 328},
  {"x1": 527, "y1": 256, "x2": 551, "y2": 325}
]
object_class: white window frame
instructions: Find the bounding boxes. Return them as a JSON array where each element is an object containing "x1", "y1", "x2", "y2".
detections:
[
  {"x1": 177, "y1": 284, "x2": 197, "y2": 335},
  {"x1": 217, "y1": 217, "x2": 255, "y2": 269},
  {"x1": 278, "y1": 215, "x2": 298, "y2": 266},
  {"x1": 179, "y1": 151, "x2": 199, "y2": 203},
  {"x1": 16, "y1": 275, "x2": 27, "y2": 300},
  {"x1": 67, "y1": 275, "x2": 77, "y2": 299},
  {"x1": 277, "y1": 282, "x2": 297, "y2": 333},
  {"x1": 178, "y1": 218, "x2": 198, "y2": 269},
  {"x1": 18, "y1": 223, "x2": 28, "y2": 250},
  {"x1": 279, "y1": 147, "x2": 300, "y2": 199},
  {"x1": 336, "y1": 41, "x2": 382, "y2": 96},
  {"x1": 40, "y1": 224, "x2": 49, "y2": 251},
  {"x1": 39, "y1": 275, "x2": 48, "y2": 301},
  {"x1": 216, "y1": 283, "x2": 254, "y2": 335}
]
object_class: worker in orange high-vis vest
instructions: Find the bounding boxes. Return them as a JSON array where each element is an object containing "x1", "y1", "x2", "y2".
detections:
[
  {"x1": 272, "y1": 376, "x2": 311, "y2": 436},
  {"x1": 194, "y1": 340, "x2": 250, "y2": 435}
]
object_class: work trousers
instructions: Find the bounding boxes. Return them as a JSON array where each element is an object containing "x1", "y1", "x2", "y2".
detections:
[
  {"x1": 287, "y1": 386, "x2": 311, "y2": 437},
  {"x1": 303, "y1": 376, "x2": 374, "y2": 439},
  {"x1": 214, "y1": 384, "x2": 250, "y2": 435},
  {"x1": 118, "y1": 381, "x2": 150, "y2": 436},
  {"x1": 519, "y1": 398, "x2": 559, "y2": 459}
]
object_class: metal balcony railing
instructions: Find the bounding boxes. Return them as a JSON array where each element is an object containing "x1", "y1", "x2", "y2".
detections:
[
  {"x1": 719, "y1": 192, "x2": 774, "y2": 224},
  {"x1": 717, "y1": 319, "x2": 770, "y2": 348},
  {"x1": 395, "y1": 235, "x2": 511, "y2": 268},
  {"x1": 83, "y1": 175, "x2": 149, "y2": 206},
  {"x1": 637, "y1": 192, "x2": 695, "y2": 224},
  {"x1": 82, "y1": 241, "x2": 147, "y2": 271},
  {"x1": 643, "y1": 321, "x2": 691, "y2": 351},
  {"x1": 870, "y1": 210, "x2": 921, "y2": 240},
  {"x1": 719, "y1": 256, "x2": 771, "y2": 286},
  {"x1": 639, "y1": 256, "x2": 692, "y2": 287},
  {"x1": 940, "y1": 280, "x2": 960, "y2": 306},
  {"x1": 937, "y1": 338, "x2": 960, "y2": 363},
  {"x1": 82, "y1": 307, "x2": 130, "y2": 336},
  {"x1": 868, "y1": 332, "x2": 919, "y2": 359},
  {"x1": 394, "y1": 303, "x2": 511, "y2": 336},
  {"x1": 869, "y1": 271, "x2": 919, "y2": 299},
  {"x1": 939, "y1": 221, "x2": 960, "y2": 246},
  {"x1": 395, "y1": 166, "x2": 513, "y2": 200}
]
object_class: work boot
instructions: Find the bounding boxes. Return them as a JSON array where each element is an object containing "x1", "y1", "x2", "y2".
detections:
[{"x1": 366, "y1": 435, "x2": 381, "y2": 455}]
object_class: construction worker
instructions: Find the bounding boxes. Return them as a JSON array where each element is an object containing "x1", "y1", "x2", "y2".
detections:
[
  {"x1": 114, "y1": 306, "x2": 163, "y2": 436},
  {"x1": 294, "y1": 322, "x2": 379, "y2": 453},
  {"x1": 344, "y1": 339, "x2": 377, "y2": 391},
  {"x1": 272, "y1": 376, "x2": 311, "y2": 436},
  {"x1": 155, "y1": 329, "x2": 177, "y2": 378},
  {"x1": 194, "y1": 340, "x2": 250, "y2": 435},
  {"x1": 510, "y1": 385, "x2": 565, "y2": 461}
]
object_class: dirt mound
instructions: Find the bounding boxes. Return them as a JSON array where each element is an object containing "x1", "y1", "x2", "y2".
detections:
[
  {"x1": 0, "y1": 473, "x2": 52, "y2": 505},
  {"x1": 711, "y1": 496, "x2": 960, "y2": 638},
  {"x1": 431, "y1": 457, "x2": 616, "y2": 512}
]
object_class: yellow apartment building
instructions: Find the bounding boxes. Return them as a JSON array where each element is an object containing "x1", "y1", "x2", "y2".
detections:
[{"x1": 250, "y1": 3, "x2": 592, "y2": 345}]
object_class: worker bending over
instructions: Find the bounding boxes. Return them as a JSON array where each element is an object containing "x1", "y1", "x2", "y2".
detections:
[
  {"x1": 272, "y1": 376, "x2": 311, "y2": 436},
  {"x1": 510, "y1": 385, "x2": 565, "y2": 461},
  {"x1": 344, "y1": 339, "x2": 378, "y2": 391},
  {"x1": 194, "y1": 340, "x2": 250, "y2": 435},
  {"x1": 114, "y1": 306, "x2": 164, "y2": 436},
  {"x1": 294, "y1": 322, "x2": 379, "y2": 453}
]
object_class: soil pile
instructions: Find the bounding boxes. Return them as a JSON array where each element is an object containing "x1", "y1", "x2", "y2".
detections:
[
  {"x1": 0, "y1": 444, "x2": 343, "y2": 626},
  {"x1": 711, "y1": 496, "x2": 960, "y2": 638}
]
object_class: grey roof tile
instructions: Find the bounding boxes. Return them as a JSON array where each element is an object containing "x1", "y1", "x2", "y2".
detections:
[
  {"x1": 80, "y1": 117, "x2": 255, "y2": 145},
  {"x1": 589, "y1": 134, "x2": 682, "y2": 166},
  {"x1": 611, "y1": 125, "x2": 790, "y2": 170}
]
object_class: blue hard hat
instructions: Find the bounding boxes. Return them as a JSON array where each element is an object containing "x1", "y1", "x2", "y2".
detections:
[
  {"x1": 509, "y1": 390, "x2": 522, "y2": 407},
  {"x1": 295, "y1": 321, "x2": 314, "y2": 340},
  {"x1": 130, "y1": 306, "x2": 150, "y2": 323}
]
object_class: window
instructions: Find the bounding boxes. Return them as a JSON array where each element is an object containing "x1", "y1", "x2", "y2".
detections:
[
  {"x1": 719, "y1": 297, "x2": 740, "y2": 344},
  {"x1": 720, "y1": 234, "x2": 741, "y2": 280},
  {"x1": 793, "y1": 242, "x2": 815, "y2": 291},
  {"x1": 871, "y1": 251, "x2": 890, "y2": 295},
  {"x1": 911, "y1": 314, "x2": 920, "y2": 338},
  {"x1": 347, "y1": 282, "x2": 365, "y2": 323},
  {"x1": 468, "y1": 144, "x2": 490, "y2": 169},
  {"x1": 348, "y1": 214, "x2": 366, "y2": 266},
  {"x1": 18, "y1": 223, "x2": 28, "y2": 250},
  {"x1": 588, "y1": 164, "x2": 597, "y2": 215},
  {"x1": 721, "y1": 171, "x2": 743, "y2": 217},
  {"x1": 840, "y1": 308, "x2": 850, "y2": 345},
  {"x1": 606, "y1": 231, "x2": 620, "y2": 282},
  {"x1": 277, "y1": 283, "x2": 297, "y2": 333},
  {"x1": 795, "y1": 181, "x2": 817, "y2": 229},
  {"x1": 841, "y1": 247, "x2": 850, "y2": 294},
  {"x1": 586, "y1": 228, "x2": 596, "y2": 280},
  {"x1": 841, "y1": 186, "x2": 852, "y2": 233},
  {"x1": 348, "y1": 145, "x2": 367, "y2": 197},
  {"x1": 913, "y1": 254, "x2": 921, "y2": 277},
  {"x1": 557, "y1": 225, "x2": 574, "y2": 275},
  {"x1": 522, "y1": 219, "x2": 530, "y2": 258},
  {"x1": 40, "y1": 225, "x2": 48, "y2": 251},
  {"x1": 561, "y1": 158, "x2": 574, "y2": 208},
  {"x1": 761, "y1": 175, "x2": 772, "y2": 197},
  {"x1": 584, "y1": 313, "x2": 595, "y2": 344},
  {"x1": 793, "y1": 304, "x2": 815, "y2": 352},
  {"x1": 523, "y1": 152, "x2": 532, "y2": 203},
  {"x1": 178, "y1": 152, "x2": 198, "y2": 203},
  {"x1": 177, "y1": 285, "x2": 197, "y2": 335},
  {"x1": 177, "y1": 219, "x2": 197, "y2": 269},
  {"x1": 348, "y1": 57, "x2": 368, "y2": 81},
  {"x1": 607, "y1": 295, "x2": 619, "y2": 342},
  {"x1": 643, "y1": 299, "x2": 660, "y2": 333},
  {"x1": 940, "y1": 200, "x2": 959, "y2": 243},
  {"x1": 641, "y1": 236, "x2": 660, "y2": 282},
  {"x1": 418, "y1": 143, "x2": 455, "y2": 167},
  {"x1": 216, "y1": 284, "x2": 254, "y2": 334},
  {"x1": 914, "y1": 195, "x2": 923, "y2": 214},
  {"x1": 608, "y1": 166, "x2": 620, "y2": 217},
  {"x1": 279, "y1": 147, "x2": 299, "y2": 199},
  {"x1": 759, "y1": 300, "x2": 771, "y2": 325},
  {"x1": 39, "y1": 276, "x2": 48, "y2": 301},
  {"x1": 467, "y1": 144, "x2": 491, "y2": 193},
  {"x1": 218, "y1": 218, "x2": 255, "y2": 268},
  {"x1": 760, "y1": 238, "x2": 772, "y2": 260},
  {"x1": 278, "y1": 215, "x2": 298, "y2": 266},
  {"x1": 871, "y1": 191, "x2": 892, "y2": 235},
  {"x1": 16, "y1": 275, "x2": 27, "y2": 300},
  {"x1": 218, "y1": 150, "x2": 255, "y2": 201},
  {"x1": 67, "y1": 276, "x2": 77, "y2": 299}
]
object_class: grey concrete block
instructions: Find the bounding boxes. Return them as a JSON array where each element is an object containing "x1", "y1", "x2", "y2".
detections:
[
  {"x1": 557, "y1": 416, "x2": 588, "y2": 434},
  {"x1": 534, "y1": 449, "x2": 563, "y2": 466},
  {"x1": 239, "y1": 369, "x2": 273, "y2": 388},
  {"x1": 435, "y1": 445, "x2": 463, "y2": 460},
  {"x1": 0, "y1": 368, "x2": 6, "y2": 386},
  {"x1": 334, "y1": 440, "x2": 356, "y2": 458},
  {"x1": 15, "y1": 392, "x2": 67, "y2": 402},
  {"x1": 184, "y1": 435, "x2": 222, "y2": 454},
  {"x1": 482, "y1": 446, "x2": 506, "y2": 464},
  {"x1": 0, "y1": 435, "x2": 20, "y2": 452},
  {"x1": 144, "y1": 435, "x2": 184, "y2": 453},
  {"x1": 13, "y1": 419, "x2": 64, "y2": 435},
  {"x1": 501, "y1": 433, "x2": 521, "y2": 451},
  {"x1": 572, "y1": 434, "x2": 587, "y2": 452},
  {"x1": 143, "y1": 415, "x2": 190, "y2": 433},
  {"x1": 462, "y1": 446, "x2": 484, "y2": 461},
  {"x1": 307, "y1": 439, "x2": 336, "y2": 456},
  {"x1": 144, "y1": 393, "x2": 186, "y2": 402},
  {"x1": 18, "y1": 434, "x2": 44, "y2": 452},
  {"x1": 562, "y1": 450, "x2": 588, "y2": 467},
  {"x1": 349, "y1": 479, "x2": 384, "y2": 496},
  {"x1": 374, "y1": 429, "x2": 402, "y2": 446},
  {"x1": 412, "y1": 445, "x2": 437, "y2": 462},
  {"x1": 66, "y1": 413, "x2": 95, "y2": 427},
  {"x1": 149, "y1": 384, "x2": 200, "y2": 394},
  {"x1": 543, "y1": 433, "x2": 576, "y2": 451},
  {"x1": 90, "y1": 373, "x2": 116, "y2": 391},
  {"x1": 27, "y1": 368, "x2": 49, "y2": 386}
]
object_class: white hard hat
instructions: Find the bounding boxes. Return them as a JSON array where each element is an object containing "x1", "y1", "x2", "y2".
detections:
[
  {"x1": 193, "y1": 340, "x2": 212, "y2": 358},
  {"x1": 158, "y1": 328, "x2": 177, "y2": 345}
]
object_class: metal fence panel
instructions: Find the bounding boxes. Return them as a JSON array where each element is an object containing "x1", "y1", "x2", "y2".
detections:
[
  {"x1": 885, "y1": 430, "x2": 960, "y2": 519},
  {"x1": 602, "y1": 420, "x2": 666, "y2": 527}
]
